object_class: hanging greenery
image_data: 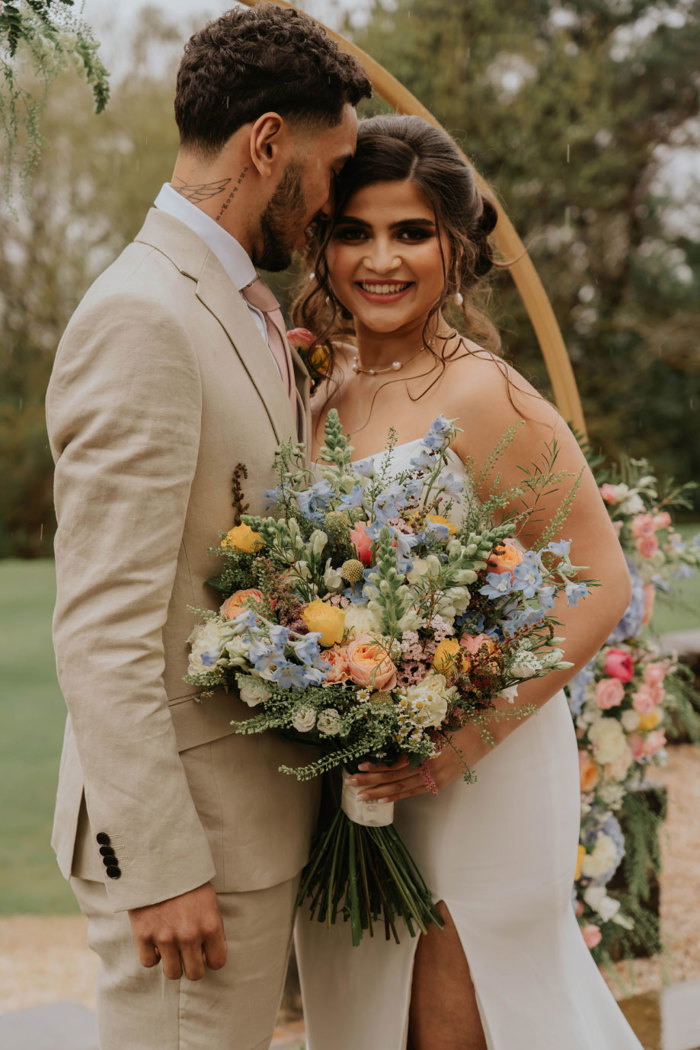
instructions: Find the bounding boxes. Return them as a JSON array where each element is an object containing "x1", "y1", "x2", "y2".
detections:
[{"x1": 0, "y1": 0, "x2": 109, "y2": 197}]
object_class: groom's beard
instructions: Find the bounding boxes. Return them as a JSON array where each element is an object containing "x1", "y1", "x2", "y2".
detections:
[{"x1": 255, "y1": 163, "x2": 306, "y2": 272}]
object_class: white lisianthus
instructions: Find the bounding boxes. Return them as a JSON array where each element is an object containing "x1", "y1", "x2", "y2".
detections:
[
  {"x1": 435, "y1": 586, "x2": 471, "y2": 618},
  {"x1": 510, "y1": 650, "x2": 543, "y2": 678},
  {"x1": 580, "y1": 832, "x2": 618, "y2": 879},
  {"x1": 588, "y1": 718, "x2": 629, "y2": 765},
  {"x1": 317, "y1": 708, "x2": 342, "y2": 736},
  {"x1": 583, "y1": 886, "x2": 621, "y2": 922},
  {"x1": 187, "y1": 620, "x2": 227, "y2": 675},
  {"x1": 499, "y1": 685, "x2": 519, "y2": 704},
  {"x1": 292, "y1": 705, "x2": 317, "y2": 732},
  {"x1": 404, "y1": 673, "x2": 451, "y2": 728},
  {"x1": 539, "y1": 648, "x2": 565, "y2": 669},
  {"x1": 308, "y1": 529, "x2": 328, "y2": 558},
  {"x1": 323, "y1": 559, "x2": 345, "y2": 592},
  {"x1": 344, "y1": 604, "x2": 382, "y2": 637},
  {"x1": 237, "y1": 675, "x2": 271, "y2": 707},
  {"x1": 407, "y1": 558, "x2": 429, "y2": 584},
  {"x1": 223, "y1": 636, "x2": 249, "y2": 667},
  {"x1": 621, "y1": 708, "x2": 641, "y2": 732}
]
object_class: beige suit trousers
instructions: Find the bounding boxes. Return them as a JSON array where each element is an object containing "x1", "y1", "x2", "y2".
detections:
[{"x1": 71, "y1": 873, "x2": 299, "y2": 1050}]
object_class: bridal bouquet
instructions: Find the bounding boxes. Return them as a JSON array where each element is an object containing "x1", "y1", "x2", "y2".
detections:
[{"x1": 186, "y1": 411, "x2": 590, "y2": 945}]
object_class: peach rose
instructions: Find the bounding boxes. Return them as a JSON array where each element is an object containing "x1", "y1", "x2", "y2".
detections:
[
  {"x1": 433, "y1": 638, "x2": 468, "y2": 676},
  {"x1": 578, "y1": 751, "x2": 599, "y2": 793},
  {"x1": 642, "y1": 583, "x2": 656, "y2": 625},
  {"x1": 595, "y1": 677, "x2": 625, "y2": 710},
  {"x1": 632, "y1": 514, "x2": 656, "y2": 539},
  {"x1": 628, "y1": 734, "x2": 645, "y2": 762},
  {"x1": 351, "y1": 522, "x2": 374, "y2": 566},
  {"x1": 604, "y1": 648, "x2": 634, "y2": 682},
  {"x1": 653, "y1": 511, "x2": 672, "y2": 529},
  {"x1": 487, "y1": 539, "x2": 524, "y2": 575},
  {"x1": 220, "y1": 588, "x2": 263, "y2": 621},
  {"x1": 643, "y1": 663, "x2": 666, "y2": 689},
  {"x1": 221, "y1": 523, "x2": 263, "y2": 553},
  {"x1": 643, "y1": 730, "x2": 666, "y2": 757},
  {"x1": 322, "y1": 645, "x2": 350, "y2": 684},
  {"x1": 637, "y1": 534, "x2": 659, "y2": 558},
  {"x1": 346, "y1": 634, "x2": 397, "y2": 690},
  {"x1": 286, "y1": 327, "x2": 315, "y2": 349},
  {"x1": 301, "y1": 600, "x2": 346, "y2": 647},
  {"x1": 582, "y1": 925, "x2": 602, "y2": 949},
  {"x1": 460, "y1": 633, "x2": 496, "y2": 658},
  {"x1": 632, "y1": 687, "x2": 657, "y2": 716},
  {"x1": 600, "y1": 484, "x2": 619, "y2": 504}
]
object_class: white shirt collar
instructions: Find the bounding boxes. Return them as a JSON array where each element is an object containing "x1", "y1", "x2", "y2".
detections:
[{"x1": 154, "y1": 182, "x2": 256, "y2": 291}]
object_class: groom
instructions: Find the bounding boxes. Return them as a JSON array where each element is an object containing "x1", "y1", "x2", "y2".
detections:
[{"x1": 46, "y1": 6, "x2": 370, "y2": 1049}]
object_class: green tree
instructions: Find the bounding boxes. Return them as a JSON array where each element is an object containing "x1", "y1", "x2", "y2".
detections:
[{"x1": 351, "y1": 0, "x2": 700, "y2": 492}]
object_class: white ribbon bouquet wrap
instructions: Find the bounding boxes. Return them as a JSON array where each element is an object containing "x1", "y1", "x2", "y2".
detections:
[{"x1": 341, "y1": 769, "x2": 394, "y2": 827}]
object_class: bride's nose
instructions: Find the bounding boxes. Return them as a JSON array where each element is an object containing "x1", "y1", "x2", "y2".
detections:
[{"x1": 363, "y1": 238, "x2": 401, "y2": 275}]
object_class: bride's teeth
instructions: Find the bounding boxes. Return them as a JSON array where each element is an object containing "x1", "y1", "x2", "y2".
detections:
[{"x1": 360, "y1": 282, "x2": 410, "y2": 294}]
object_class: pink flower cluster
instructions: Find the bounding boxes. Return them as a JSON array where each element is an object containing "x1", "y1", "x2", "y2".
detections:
[{"x1": 631, "y1": 511, "x2": 672, "y2": 559}]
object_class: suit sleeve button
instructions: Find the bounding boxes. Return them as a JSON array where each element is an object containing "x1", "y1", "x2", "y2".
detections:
[
  {"x1": 96, "y1": 832, "x2": 111, "y2": 846},
  {"x1": 102, "y1": 855, "x2": 119, "y2": 868},
  {"x1": 105, "y1": 866, "x2": 121, "y2": 879},
  {"x1": 99, "y1": 846, "x2": 115, "y2": 857}
]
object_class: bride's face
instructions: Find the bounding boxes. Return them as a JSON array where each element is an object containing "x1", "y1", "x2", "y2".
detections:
[{"x1": 325, "y1": 179, "x2": 451, "y2": 336}]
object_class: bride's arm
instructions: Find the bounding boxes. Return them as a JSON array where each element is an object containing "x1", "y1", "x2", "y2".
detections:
[{"x1": 348, "y1": 358, "x2": 631, "y2": 802}]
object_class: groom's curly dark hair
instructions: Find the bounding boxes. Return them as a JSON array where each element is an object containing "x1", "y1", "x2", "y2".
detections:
[{"x1": 174, "y1": 4, "x2": 371, "y2": 155}]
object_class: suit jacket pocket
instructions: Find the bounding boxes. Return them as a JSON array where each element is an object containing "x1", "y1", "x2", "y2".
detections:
[{"x1": 168, "y1": 689, "x2": 242, "y2": 752}]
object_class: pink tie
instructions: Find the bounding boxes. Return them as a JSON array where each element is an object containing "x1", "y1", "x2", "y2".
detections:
[{"x1": 241, "y1": 278, "x2": 296, "y2": 417}]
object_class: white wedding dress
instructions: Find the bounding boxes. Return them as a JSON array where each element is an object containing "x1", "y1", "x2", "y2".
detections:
[{"x1": 294, "y1": 440, "x2": 643, "y2": 1050}]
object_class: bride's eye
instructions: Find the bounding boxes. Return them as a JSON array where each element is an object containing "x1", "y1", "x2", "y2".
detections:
[
  {"x1": 333, "y1": 224, "x2": 369, "y2": 243},
  {"x1": 397, "y1": 226, "x2": 433, "y2": 242}
]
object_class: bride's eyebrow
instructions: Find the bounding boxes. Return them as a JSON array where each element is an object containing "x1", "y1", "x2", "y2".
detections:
[{"x1": 389, "y1": 218, "x2": 436, "y2": 229}]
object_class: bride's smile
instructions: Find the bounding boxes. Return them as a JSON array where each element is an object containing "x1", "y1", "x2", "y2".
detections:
[{"x1": 327, "y1": 179, "x2": 452, "y2": 340}]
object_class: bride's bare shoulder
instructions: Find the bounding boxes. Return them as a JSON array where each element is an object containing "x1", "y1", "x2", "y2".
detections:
[{"x1": 449, "y1": 340, "x2": 556, "y2": 427}]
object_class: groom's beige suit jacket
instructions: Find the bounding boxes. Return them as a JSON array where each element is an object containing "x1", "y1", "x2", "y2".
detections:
[{"x1": 46, "y1": 209, "x2": 319, "y2": 912}]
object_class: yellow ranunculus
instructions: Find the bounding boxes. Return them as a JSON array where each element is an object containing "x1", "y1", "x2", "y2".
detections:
[
  {"x1": 426, "y1": 514, "x2": 457, "y2": 535},
  {"x1": 638, "y1": 709, "x2": 661, "y2": 732},
  {"x1": 222, "y1": 523, "x2": 263, "y2": 554},
  {"x1": 432, "y1": 638, "x2": 468, "y2": 675},
  {"x1": 301, "y1": 600, "x2": 346, "y2": 647},
  {"x1": 575, "y1": 844, "x2": 586, "y2": 881}
]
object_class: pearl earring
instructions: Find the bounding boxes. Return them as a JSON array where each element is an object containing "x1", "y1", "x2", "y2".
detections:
[{"x1": 454, "y1": 291, "x2": 464, "y2": 306}]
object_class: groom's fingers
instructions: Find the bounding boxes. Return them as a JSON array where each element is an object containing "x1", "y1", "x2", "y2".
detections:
[
  {"x1": 203, "y1": 926, "x2": 229, "y2": 971},
  {"x1": 136, "y1": 940, "x2": 161, "y2": 969}
]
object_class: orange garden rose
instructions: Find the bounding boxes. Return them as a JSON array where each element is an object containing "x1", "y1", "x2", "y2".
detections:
[
  {"x1": 578, "y1": 750, "x2": 598, "y2": 793},
  {"x1": 432, "y1": 638, "x2": 469, "y2": 676},
  {"x1": 220, "y1": 588, "x2": 264, "y2": 621},
  {"x1": 487, "y1": 539, "x2": 524, "y2": 575},
  {"x1": 221, "y1": 523, "x2": 263, "y2": 554},
  {"x1": 322, "y1": 645, "x2": 350, "y2": 684},
  {"x1": 346, "y1": 635, "x2": 397, "y2": 690},
  {"x1": 301, "y1": 600, "x2": 346, "y2": 647}
]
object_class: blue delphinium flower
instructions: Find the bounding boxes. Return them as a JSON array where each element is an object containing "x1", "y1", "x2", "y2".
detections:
[
  {"x1": 273, "y1": 663, "x2": 325, "y2": 690},
  {"x1": 422, "y1": 414, "x2": 453, "y2": 450},
  {"x1": 291, "y1": 632, "x2": 325, "y2": 667},
  {"x1": 296, "y1": 480, "x2": 334, "y2": 522},
  {"x1": 409, "y1": 448, "x2": 437, "y2": 471},
  {"x1": 338, "y1": 484, "x2": 365, "y2": 511},
  {"x1": 606, "y1": 558, "x2": 644, "y2": 643},
  {"x1": 511, "y1": 553, "x2": 544, "y2": 598},
  {"x1": 479, "y1": 572, "x2": 514, "y2": 600},
  {"x1": 568, "y1": 659, "x2": 595, "y2": 717},
  {"x1": 353, "y1": 458, "x2": 375, "y2": 478},
  {"x1": 546, "y1": 539, "x2": 572, "y2": 558},
  {"x1": 565, "y1": 580, "x2": 589, "y2": 607}
]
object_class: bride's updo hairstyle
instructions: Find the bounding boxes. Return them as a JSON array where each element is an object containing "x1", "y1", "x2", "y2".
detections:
[{"x1": 292, "y1": 114, "x2": 501, "y2": 385}]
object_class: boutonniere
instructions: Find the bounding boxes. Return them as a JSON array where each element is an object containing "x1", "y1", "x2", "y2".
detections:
[{"x1": 287, "y1": 328, "x2": 331, "y2": 393}]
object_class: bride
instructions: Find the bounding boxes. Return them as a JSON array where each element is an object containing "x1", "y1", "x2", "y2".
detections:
[{"x1": 291, "y1": 115, "x2": 643, "y2": 1050}]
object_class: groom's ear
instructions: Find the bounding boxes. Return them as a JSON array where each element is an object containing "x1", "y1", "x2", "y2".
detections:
[{"x1": 248, "y1": 112, "x2": 290, "y2": 178}]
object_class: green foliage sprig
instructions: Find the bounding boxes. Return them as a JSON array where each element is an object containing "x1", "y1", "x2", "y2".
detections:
[{"x1": 1, "y1": 0, "x2": 109, "y2": 198}]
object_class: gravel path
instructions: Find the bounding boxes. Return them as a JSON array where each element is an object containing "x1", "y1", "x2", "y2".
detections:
[{"x1": 1, "y1": 744, "x2": 698, "y2": 1018}]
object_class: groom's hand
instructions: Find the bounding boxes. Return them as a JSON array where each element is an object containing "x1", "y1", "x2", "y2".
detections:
[{"x1": 128, "y1": 882, "x2": 227, "y2": 981}]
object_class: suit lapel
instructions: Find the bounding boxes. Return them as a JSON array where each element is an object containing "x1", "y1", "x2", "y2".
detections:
[
  {"x1": 135, "y1": 209, "x2": 297, "y2": 447},
  {"x1": 290, "y1": 345, "x2": 311, "y2": 452}
]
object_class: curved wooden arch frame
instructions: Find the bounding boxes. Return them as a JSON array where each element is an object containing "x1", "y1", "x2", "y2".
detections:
[{"x1": 238, "y1": 0, "x2": 586, "y2": 434}]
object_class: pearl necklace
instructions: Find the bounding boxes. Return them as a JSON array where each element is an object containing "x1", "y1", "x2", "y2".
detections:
[{"x1": 351, "y1": 346, "x2": 426, "y2": 376}]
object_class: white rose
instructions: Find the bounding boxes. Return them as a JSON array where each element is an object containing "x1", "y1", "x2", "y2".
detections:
[
  {"x1": 292, "y1": 705, "x2": 317, "y2": 733},
  {"x1": 588, "y1": 718, "x2": 628, "y2": 764},
  {"x1": 510, "y1": 650, "x2": 543, "y2": 679},
  {"x1": 344, "y1": 604, "x2": 382, "y2": 637},
  {"x1": 620, "y1": 494, "x2": 645, "y2": 515},
  {"x1": 187, "y1": 620, "x2": 227, "y2": 675},
  {"x1": 581, "y1": 832, "x2": 618, "y2": 879},
  {"x1": 317, "y1": 708, "x2": 342, "y2": 736},
  {"x1": 237, "y1": 675, "x2": 271, "y2": 708},
  {"x1": 404, "y1": 673, "x2": 451, "y2": 728},
  {"x1": 621, "y1": 709, "x2": 641, "y2": 732},
  {"x1": 584, "y1": 886, "x2": 621, "y2": 922}
]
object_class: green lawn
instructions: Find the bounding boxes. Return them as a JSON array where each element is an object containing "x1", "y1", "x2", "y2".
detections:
[{"x1": 1, "y1": 543, "x2": 698, "y2": 915}]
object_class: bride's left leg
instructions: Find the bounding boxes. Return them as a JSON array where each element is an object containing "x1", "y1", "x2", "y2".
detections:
[{"x1": 407, "y1": 900, "x2": 487, "y2": 1050}]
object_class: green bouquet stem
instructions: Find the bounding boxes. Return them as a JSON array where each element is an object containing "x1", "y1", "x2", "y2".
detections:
[{"x1": 297, "y1": 800, "x2": 444, "y2": 947}]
